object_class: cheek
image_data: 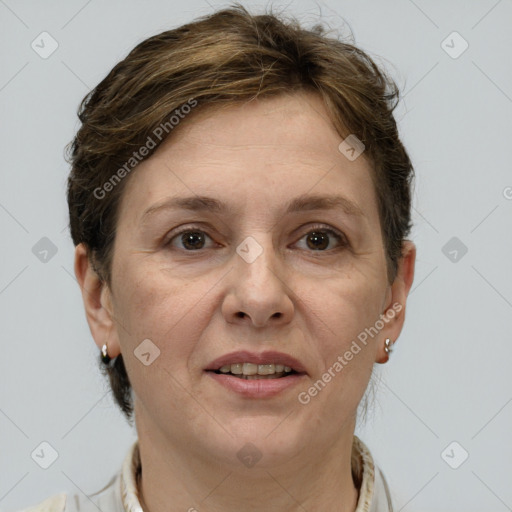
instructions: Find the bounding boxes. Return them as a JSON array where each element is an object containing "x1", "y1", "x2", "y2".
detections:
[
  {"x1": 300, "y1": 273, "x2": 383, "y2": 344},
  {"x1": 112, "y1": 264, "x2": 215, "y2": 361},
  {"x1": 296, "y1": 273, "x2": 382, "y2": 403},
  {"x1": 111, "y1": 267, "x2": 209, "y2": 415}
]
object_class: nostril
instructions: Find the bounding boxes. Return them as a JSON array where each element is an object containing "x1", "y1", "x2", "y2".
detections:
[{"x1": 235, "y1": 312, "x2": 282, "y2": 319}]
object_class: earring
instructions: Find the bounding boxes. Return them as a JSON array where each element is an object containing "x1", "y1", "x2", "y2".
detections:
[
  {"x1": 384, "y1": 338, "x2": 394, "y2": 355},
  {"x1": 101, "y1": 343, "x2": 111, "y2": 365}
]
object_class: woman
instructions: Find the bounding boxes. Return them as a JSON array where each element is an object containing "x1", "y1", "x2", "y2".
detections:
[{"x1": 20, "y1": 4, "x2": 415, "y2": 511}]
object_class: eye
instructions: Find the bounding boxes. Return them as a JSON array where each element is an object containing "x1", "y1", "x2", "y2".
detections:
[
  {"x1": 165, "y1": 228, "x2": 215, "y2": 251},
  {"x1": 164, "y1": 224, "x2": 348, "y2": 252},
  {"x1": 295, "y1": 225, "x2": 348, "y2": 252}
]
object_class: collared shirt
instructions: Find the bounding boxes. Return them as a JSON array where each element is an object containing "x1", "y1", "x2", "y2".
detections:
[{"x1": 18, "y1": 436, "x2": 393, "y2": 512}]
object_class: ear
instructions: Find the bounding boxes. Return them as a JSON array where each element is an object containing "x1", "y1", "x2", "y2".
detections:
[
  {"x1": 375, "y1": 240, "x2": 416, "y2": 364},
  {"x1": 74, "y1": 243, "x2": 121, "y2": 358}
]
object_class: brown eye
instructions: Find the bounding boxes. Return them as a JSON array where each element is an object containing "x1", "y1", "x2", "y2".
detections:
[
  {"x1": 181, "y1": 231, "x2": 206, "y2": 250},
  {"x1": 306, "y1": 231, "x2": 329, "y2": 250},
  {"x1": 166, "y1": 229, "x2": 214, "y2": 251},
  {"x1": 296, "y1": 227, "x2": 347, "y2": 252}
]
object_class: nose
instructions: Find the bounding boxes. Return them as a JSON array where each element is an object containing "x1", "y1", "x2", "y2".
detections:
[{"x1": 221, "y1": 236, "x2": 294, "y2": 328}]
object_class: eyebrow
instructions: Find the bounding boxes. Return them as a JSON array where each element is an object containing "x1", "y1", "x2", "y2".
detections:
[{"x1": 141, "y1": 193, "x2": 365, "y2": 223}]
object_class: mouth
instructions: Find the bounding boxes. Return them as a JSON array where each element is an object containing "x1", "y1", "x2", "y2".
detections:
[
  {"x1": 205, "y1": 351, "x2": 307, "y2": 398},
  {"x1": 205, "y1": 350, "x2": 307, "y2": 379}
]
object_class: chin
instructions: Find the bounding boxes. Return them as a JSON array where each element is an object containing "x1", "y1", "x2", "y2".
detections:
[{"x1": 203, "y1": 416, "x2": 305, "y2": 466}]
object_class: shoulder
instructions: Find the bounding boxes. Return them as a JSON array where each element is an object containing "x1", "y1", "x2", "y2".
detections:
[
  {"x1": 371, "y1": 466, "x2": 394, "y2": 512},
  {"x1": 14, "y1": 441, "x2": 137, "y2": 512},
  {"x1": 14, "y1": 471, "x2": 123, "y2": 512},
  {"x1": 15, "y1": 492, "x2": 67, "y2": 512},
  {"x1": 352, "y1": 436, "x2": 394, "y2": 512}
]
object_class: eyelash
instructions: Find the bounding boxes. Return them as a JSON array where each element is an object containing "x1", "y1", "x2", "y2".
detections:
[{"x1": 164, "y1": 224, "x2": 349, "y2": 253}]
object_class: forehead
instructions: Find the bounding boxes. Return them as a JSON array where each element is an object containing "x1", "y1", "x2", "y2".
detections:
[
  {"x1": 159, "y1": 91, "x2": 364, "y2": 163},
  {"x1": 117, "y1": 91, "x2": 379, "y2": 225}
]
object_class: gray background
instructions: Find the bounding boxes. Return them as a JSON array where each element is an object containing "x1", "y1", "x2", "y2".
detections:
[{"x1": 1, "y1": 1, "x2": 511, "y2": 511}]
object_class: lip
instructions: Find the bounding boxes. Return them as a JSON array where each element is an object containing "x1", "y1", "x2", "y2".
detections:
[
  {"x1": 205, "y1": 350, "x2": 307, "y2": 374},
  {"x1": 206, "y1": 371, "x2": 306, "y2": 398}
]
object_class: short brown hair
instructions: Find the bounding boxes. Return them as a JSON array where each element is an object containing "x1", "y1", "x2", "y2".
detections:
[{"x1": 66, "y1": 3, "x2": 414, "y2": 422}]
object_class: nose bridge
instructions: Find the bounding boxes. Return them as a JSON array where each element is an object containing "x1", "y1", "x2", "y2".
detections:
[
  {"x1": 236, "y1": 232, "x2": 284, "y2": 283},
  {"x1": 225, "y1": 233, "x2": 293, "y2": 326}
]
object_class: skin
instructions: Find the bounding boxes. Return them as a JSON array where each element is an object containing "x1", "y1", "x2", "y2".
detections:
[{"x1": 75, "y1": 90, "x2": 415, "y2": 512}]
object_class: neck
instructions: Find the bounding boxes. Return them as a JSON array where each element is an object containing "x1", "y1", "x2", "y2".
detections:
[{"x1": 134, "y1": 416, "x2": 360, "y2": 512}]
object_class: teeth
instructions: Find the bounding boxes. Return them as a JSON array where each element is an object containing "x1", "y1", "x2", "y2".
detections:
[
  {"x1": 230, "y1": 363, "x2": 243, "y2": 375},
  {"x1": 216, "y1": 363, "x2": 294, "y2": 376},
  {"x1": 258, "y1": 364, "x2": 275, "y2": 375},
  {"x1": 242, "y1": 363, "x2": 258, "y2": 375}
]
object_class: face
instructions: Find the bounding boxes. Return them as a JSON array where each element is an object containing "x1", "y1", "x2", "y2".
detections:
[{"x1": 78, "y1": 91, "x2": 413, "y2": 468}]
